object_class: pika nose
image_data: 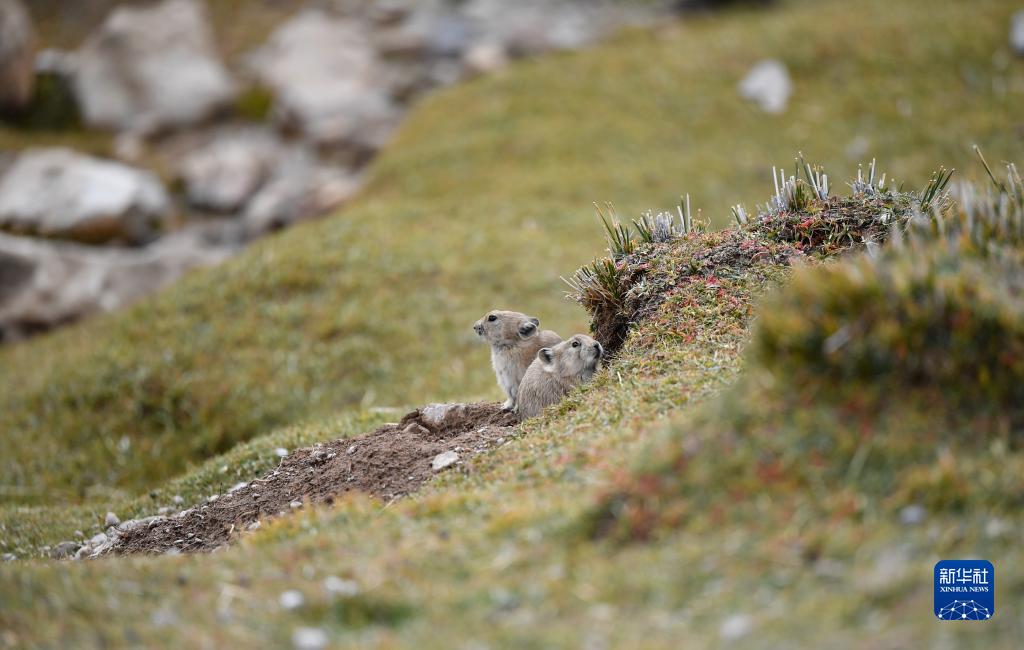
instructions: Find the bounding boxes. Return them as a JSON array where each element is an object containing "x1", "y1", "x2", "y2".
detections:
[{"x1": 473, "y1": 323, "x2": 484, "y2": 335}]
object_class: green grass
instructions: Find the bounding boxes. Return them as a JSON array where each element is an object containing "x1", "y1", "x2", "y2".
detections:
[
  {"x1": 3, "y1": 173, "x2": 1020, "y2": 647},
  {"x1": 3, "y1": 0, "x2": 1021, "y2": 507},
  {"x1": 2, "y1": 1, "x2": 1024, "y2": 644}
]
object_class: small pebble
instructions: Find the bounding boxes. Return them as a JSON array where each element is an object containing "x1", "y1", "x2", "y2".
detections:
[
  {"x1": 431, "y1": 451, "x2": 459, "y2": 472},
  {"x1": 279, "y1": 590, "x2": 305, "y2": 610},
  {"x1": 290, "y1": 500, "x2": 303, "y2": 510},
  {"x1": 105, "y1": 512, "x2": 121, "y2": 527},
  {"x1": 324, "y1": 576, "x2": 360, "y2": 597},
  {"x1": 172, "y1": 495, "x2": 184, "y2": 505},
  {"x1": 275, "y1": 448, "x2": 289, "y2": 458},
  {"x1": 292, "y1": 627, "x2": 328, "y2": 650},
  {"x1": 900, "y1": 504, "x2": 925, "y2": 526}
]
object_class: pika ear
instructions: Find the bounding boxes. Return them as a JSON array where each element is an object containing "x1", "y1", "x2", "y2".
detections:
[
  {"x1": 538, "y1": 348, "x2": 554, "y2": 365},
  {"x1": 518, "y1": 320, "x2": 537, "y2": 337}
]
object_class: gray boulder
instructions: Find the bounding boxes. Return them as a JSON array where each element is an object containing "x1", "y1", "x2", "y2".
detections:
[
  {"x1": 0, "y1": 230, "x2": 230, "y2": 342},
  {"x1": 248, "y1": 10, "x2": 401, "y2": 151},
  {"x1": 242, "y1": 146, "x2": 362, "y2": 239},
  {"x1": 177, "y1": 128, "x2": 281, "y2": 213},
  {"x1": 0, "y1": 148, "x2": 171, "y2": 245},
  {"x1": 0, "y1": 0, "x2": 35, "y2": 111},
  {"x1": 73, "y1": 0, "x2": 235, "y2": 132}
]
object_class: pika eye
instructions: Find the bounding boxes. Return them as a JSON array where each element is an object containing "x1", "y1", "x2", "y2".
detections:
[
  {"x1": 572, "y1": 341, "x2": 580, "y2": 348},
  {"x1": 487, "y1": 315, "x2": 497, "y2": 322}
]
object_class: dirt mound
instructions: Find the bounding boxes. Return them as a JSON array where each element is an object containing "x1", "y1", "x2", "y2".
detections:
[{"x1": 91, "y1": 403, "x2": 516, "y2": 557}]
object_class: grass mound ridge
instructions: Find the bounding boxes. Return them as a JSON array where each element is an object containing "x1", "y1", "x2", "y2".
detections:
[
  {"x1": 754, "y1": 246, "x2": 1024, "y2": 415},
  {"x1": 588, "y1": 163, "x2": 1024, "y2": 542},
  {"x1": 569, "y1": 160, "x2": 928, "y2": 354}
]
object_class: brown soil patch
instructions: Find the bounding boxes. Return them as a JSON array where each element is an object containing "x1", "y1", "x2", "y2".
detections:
[{"x1": 99, "y1": 402, "x2": 516, "y2": 556}]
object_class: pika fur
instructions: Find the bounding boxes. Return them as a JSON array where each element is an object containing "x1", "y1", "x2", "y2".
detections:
[
  {"x1": 516, "y1": 334, "x2": 603, "y2": 421},
  {"x1": 474, "y1": 310, "x2": 561, "y2": 411}
]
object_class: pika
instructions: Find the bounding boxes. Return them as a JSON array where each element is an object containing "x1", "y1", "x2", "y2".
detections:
[
  {"x1": 474, "y1": 310, "x2": 561, "y2": 411},
  {"x1": 516, "y1": 334, "x2": 603, "y2": 421}
]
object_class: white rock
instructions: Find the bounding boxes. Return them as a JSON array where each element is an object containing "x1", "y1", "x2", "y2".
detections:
[
  {"x1": 431, "y1": 450, "x2": 459, "y2": 472},
  {"x1": 899, "y1": 504, "x2": 925, "y2": 526},
  {"x1": 324, "y1": 576, "x2": 360, "y2": 597},
  {"x1": 279, "y1": 590, "x2": 305, "y2": 610},
  {"x1": 178, "y1": 129, "x2": 281, "y2": 213},
  {"x1": 463, "y1": 41, "x2": 509, "y2": 76},
  {"x1": 89, "y1": 532, "x2": 108, "y2": 547},
  {"x1": 291, "y1": 627, "x2": 328, "y2": 650},
  {"x1": 0, "y1": 148, "x2": 171, "y2": 245},
  {"x1": 229, "y1": 481, "x2": 248, "y2": 493},
  {"x1": 73, "y1": 0, "x2": 235, "y2": 132},
  {"x1": 242, "y1": 154, "x2": 361, "y2": 240},
  {"x1": 420, "y1": 403, "x2": 467, "y2": 428},
  {"x1": 172, "y1": 495, "x2": 184, "y2": 505},
  {"x1": 275, "y1": 448, "x2": 289, "y2": 458},
  {"x1": 0, "y1": 0, "x2": 35, "y2": 111},
  {"x1": 463, "y1": 0, "x2": 634, "y2": 56},
  {"x1": 738, "y1": 59, "x2": 792, "y2": 114},
  {"x1": 1012, "y1": 11, "x2": 1024, "y2": 56},
  {"x1": 104, "y1": 511, "x2": 120, "y2": 527},
  {"x1": 1, "y1": 552, "x2": 15, "y2": 562},
  {"x1": 0, "y1": 230, "x2": 228, "y2": 342},
  {"x1": 248, "y1": 10, "x2": 400, "y2": 149},
  {"x1": 719, "y1": 613, "x2": 753, "y2": 641},
  {"x1": 289, "y1": 500, "x2": 303, "y2": 510}
]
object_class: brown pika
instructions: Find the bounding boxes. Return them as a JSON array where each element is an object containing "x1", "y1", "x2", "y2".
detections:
[
  {"x1": 474, "y1": 309, "x2": 561, "y2": 411},
  {"x1": 516, "y1": 334, "x2": 603, "y2": 421}
]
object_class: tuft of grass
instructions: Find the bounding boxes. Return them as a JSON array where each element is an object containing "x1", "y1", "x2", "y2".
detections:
[{"x1": 916, "y1": 150, "x2": 1024, "y2": 256}]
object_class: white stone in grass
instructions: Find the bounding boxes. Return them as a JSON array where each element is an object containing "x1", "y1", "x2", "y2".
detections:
[
  {"x1": 292, "y1": 627, "x2": 328, "y2": 650},
  {"x1": 899, "y1": 504, "x2": 925, "y2": 526},
  {"x1": 279, "y1": 590, "x2": 305, "y2": 610},
  {"x1": 104, "y1": 511, "x2": 120, "y2": 527},
  {"x1": 1012, "y1": 11, "x2": 1024, "y2": 56},
  {"x1": 738, "y1": 59, "x2": 792, "y2": 114},
  {"x1": 431, "y1": 450, "x2": 459, "y2": 472},
  {"x1": 275, "y1": 447, "x2": 289, "y2": 458},
  {"x1": 324, "y1": 576, "x2": 360, "y2": 597},
  {"x1": 719, "y1": 613, "x2": 753, "y2": 641}
]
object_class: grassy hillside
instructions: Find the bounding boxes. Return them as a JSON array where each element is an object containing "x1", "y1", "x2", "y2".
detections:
[
  {"x1": 3, "y1": 163, "x2": 1020, "y2": 647},
  {"x1": 0, "y1": 0, "x2": 1020, "y2": 509}
]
